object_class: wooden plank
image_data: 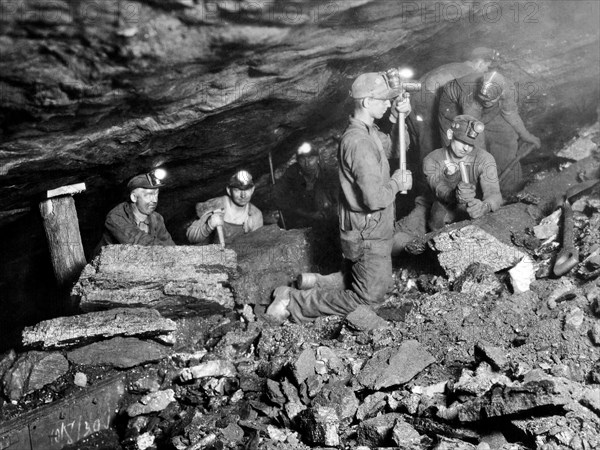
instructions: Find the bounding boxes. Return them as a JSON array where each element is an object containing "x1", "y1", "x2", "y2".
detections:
[
  {"x1": 0, "y1": 375, "x2": 125, "y2": 450},
  {"x1": 46, "y1": 183, "x2": 86, "y2": 199}
]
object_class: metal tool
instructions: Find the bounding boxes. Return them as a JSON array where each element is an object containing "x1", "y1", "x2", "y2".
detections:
[
  {"x1": 553, "y1": 179, "x2": 599, "y2": 277},
  {"x1": 268, "y1": 151, "x2": 286, "y2": 229},
  {"x1": 398, "y1": 109, "x2": 408, "y2": 195},
  {"x1": 216, "y1": 224, "x2": 225, "y2": 249}
]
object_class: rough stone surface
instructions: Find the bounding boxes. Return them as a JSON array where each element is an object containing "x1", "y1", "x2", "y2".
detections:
[
  {"x1": 357, "y1": 413, "x2": 404, "y2": 447},
  {"x1": 73, "y1": 245, "x2": 236, "y2": 316},
  {"x1": 296, "y1": 405, "x2": 340, "y2": 447},
  {"x1": 126, "y1": 389, "x2": 176, "y2": 417},
  {"x1": 291, "y1": 347, "x2": 316, "y2": 386},
  {"x1": 357, "y1": 340, "x2": 436, "y2": 389},
  {"x1": 67, "y1": 337, "x2": 169, "y2": 368},
  {"x1": 356, "y1": 392, "x2": 387, "y2": 421},
  {"x1": 180, "y1": 360, "x2": 237, "y2": 381},
  {"x1": 2, "y1": 351, "x2": 69, "y2": 401},
  {"x1": 22, "y1": 307, "x2": 176, "y2": 349},
  {"x1": 474, "y1": 341, "x2": 509, "y2": 371},
  {"x1": 452, "y1": 263, "x2": 504, "y2": 297},
  {"x1": 73, "y1": 372, "x2": 88, "y2": 387},
  {"x1": 457, "y1": 378, "x2": 573, "y2": 422},
  {"x1": 228, "y1": 226, "x2": 317, "y2": 306},
  {"x1": 590, "y1": 323, "x2": 600, "y2": 345},
  {"x1": 430, "y1": 204, "x2": 535, "y2": 280},
  {"x1": 312, "y1": 381, "x2": 359, "y2": 421},
  {"x1": 391, "y1": 419, "x2": 422, "y2": 448},
  {"x1": 346, "y1": 305, "x2": 390, "y2": 331}
]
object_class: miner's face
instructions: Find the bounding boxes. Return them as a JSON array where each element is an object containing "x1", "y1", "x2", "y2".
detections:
[
  {"x1": 366, "y1": 97, "x2": 391, "y2": 120},
  {"x1": 227, "y1": 186, "x2": 254, "y2": 207},
  {"x1": 131, "y1": 188, "x2": 159, "y2": 215},
  {"x1": 449, "y1": 138, "x2": 474, "y2": 159},
  {"x1": 298, "y1": 154, "x2": 319, "y2": 177}
]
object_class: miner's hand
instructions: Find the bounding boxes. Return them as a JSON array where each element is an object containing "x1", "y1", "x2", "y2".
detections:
[
  {"x1": 456, "y1": 182, "x2": 476, "y2": 204},
  {"x1": 466, "y1": 199, "x2": 488, "y2": 219}
]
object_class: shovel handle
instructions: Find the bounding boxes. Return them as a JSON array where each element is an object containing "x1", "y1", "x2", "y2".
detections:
[
  {"x1": 398, "y1": 112, "x2": 407, "y2": 195},
  {"x1": 553, "y1": 201, "x2": 578, "y2": 276},
  {"x1": 216, "y1": 225, "x2": 225, "y2": 249}
]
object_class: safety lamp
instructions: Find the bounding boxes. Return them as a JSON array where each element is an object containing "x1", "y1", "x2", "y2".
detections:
[
  {"x1": 147, "y1": 168, "x2": 167, "y2": 187},
  {"x1": 383, "y1": 67, "x2": 422, "y2": 93},
  {"x1": 466, "y1": 120, "x2": 485, "y2": 139}
]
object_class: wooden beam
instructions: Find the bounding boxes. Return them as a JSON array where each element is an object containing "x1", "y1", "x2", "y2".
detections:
[{"x1": 46, "y1": 183, "x2": 86, "y2": 199}]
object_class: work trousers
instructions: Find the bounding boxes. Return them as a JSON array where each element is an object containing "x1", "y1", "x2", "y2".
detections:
[
  {"x1": 287, "y1": 239, "x2": 393, "y2": 323},
  {"x1": 483, "y1": 114, "x2": 521, "y2": 194}
]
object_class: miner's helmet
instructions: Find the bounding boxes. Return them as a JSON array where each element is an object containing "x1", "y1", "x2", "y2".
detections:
[
  {"x1": 350, "y1": 72, "x2": 399, "y2": 100},
  {"x1": 479, "y1": 71, "x2": 506, "y2": 102},
  {"x1": 450, "y1": 115, "x2": 485, "y2": 145},
  {"x1": 127, "y1": 168, "x2": 167, "y2": 191},
  {"x1": 228, "y1": 170, "x2": 254, "y2": 190},
  {"x1": 296, "y1": 142, "x2": 319, "y2": 158}
]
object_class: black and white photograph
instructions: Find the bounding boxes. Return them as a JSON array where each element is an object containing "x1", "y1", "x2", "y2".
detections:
[{"x1": 0, "y1": 1, "x2": 599, "y2": 448}]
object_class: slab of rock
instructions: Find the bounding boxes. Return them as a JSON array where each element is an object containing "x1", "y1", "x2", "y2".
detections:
[
  {"x1": 126, "y1": 389, "x2": 175, "y2": 417},
  {"x1": 346, "y1": 305, "x2": 389, "y2": 331},
  {"x1": 312, "y1": 381, "x2": 359, "y2": 421},
  {"x1": 2, "y1": 351, "x2": 69, "y2": 401},
  {"x1": 453, "y1": 363, "x2": 512, "y2": 398},
  {"x1": 357, "y1": 413, "x2": 403, "y2": 447},
  {"x1": 357, "y1": 340, "x2": 435, "y2": 390},
  {"x1": 474, "y1": 342, "x2": 509, "y2": 371},
  {"x1": 391, "y1": 419, "x2": 422, "y2": 448},
  {"x1": 291, "y1": 347, "x2": 317, "y2": 386},
  {"x1": 228, "y1": 225, "x2": 319, "y2": 305},
  {"x1": 73, "y1": 245, "x2": 236, "y2": 316},
  {"x1": 67, "y1": 337, "x2": 169, "y2": 369},
  {"x1": 296, "y1": 405, "x2": 340, "y2": 447},
  {"x1": 179, "y1": 360, "x2": 237, "y2": 381},
  {"x1": 22, "y1": 308, "x2": 176, "y2": 349},
  {"x1": 356, "y1": 392, "x2": 387, "y2": 421},
  {"x1": 457, "y1": 378, "x2": 573, "y2": 422},
  {"x1": 430, "y1": 204, "x2": 535, "y2": 280}
]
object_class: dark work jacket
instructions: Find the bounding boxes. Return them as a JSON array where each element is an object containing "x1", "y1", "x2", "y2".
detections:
[{"x1": 96, "y1": 202, "x2": 175, "y2": 253}]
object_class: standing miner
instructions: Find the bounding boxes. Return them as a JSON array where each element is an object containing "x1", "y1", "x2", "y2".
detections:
[
  {"x1": 266, "y1": 72, "x2": 413, "y2": 323},
  {"x1": 438, "y1": 70, "x2": 541, "y2": 194}
]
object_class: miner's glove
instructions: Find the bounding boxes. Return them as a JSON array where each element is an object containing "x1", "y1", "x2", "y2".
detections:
[
  {"x1": 466, "y1": 199, "x2": 490, "y2": 219},
  {"x1": 455, "y1": 182, "x2": 476, "y2": 204},
  {"x1": 389, "y1": 94, "x2": 412, "y2": 123},
  {"x1": 207, "y1": 209, "x2": 225, "y2": 230},
  {"x1": 392, "y1": 169, "x2": 413, "y2": 192}
]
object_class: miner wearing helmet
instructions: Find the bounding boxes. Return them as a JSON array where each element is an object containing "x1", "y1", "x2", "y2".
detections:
[
  {"x1": 421, "y1": 115, "x2": 503, "y2": 231},
  {"x1": 96, "y1": 170, "x2": 175, "y2": 252},
  {"x1": 186, "y1": 170, "x2": 263, "y2": 245},
  {"x1": 271, "y1": 142, "x2": 338, "y2": 229},
  {"x1": 438, "y1": 70, "x2": 541, "y2": 194},
  {"x1": 266, "y1": 71, "x2": 413, "y2": 323}
]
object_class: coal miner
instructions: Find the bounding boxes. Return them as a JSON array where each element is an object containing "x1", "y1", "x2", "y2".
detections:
[
  {"x1": 272, "y1": 142, "x2": 338, "y2": 229},
  {"x1": 438, "y1": 70, "x2": 541, "y2": 194},
  {"x1": 396, "y1": 48, "x2": 496, "y2": 241},
  {"x1": 96, "y1": 170, "x2": 175, "y2": 249},
  {"x1": 266, "y1": 72, "x2": 413, "y2": 323},
  {"x1": 423, "y1": 115, "x2": 503, "y2": 231},
  {"x1": 186, "y1": 170, "x2": 263, "y2": 245}
]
